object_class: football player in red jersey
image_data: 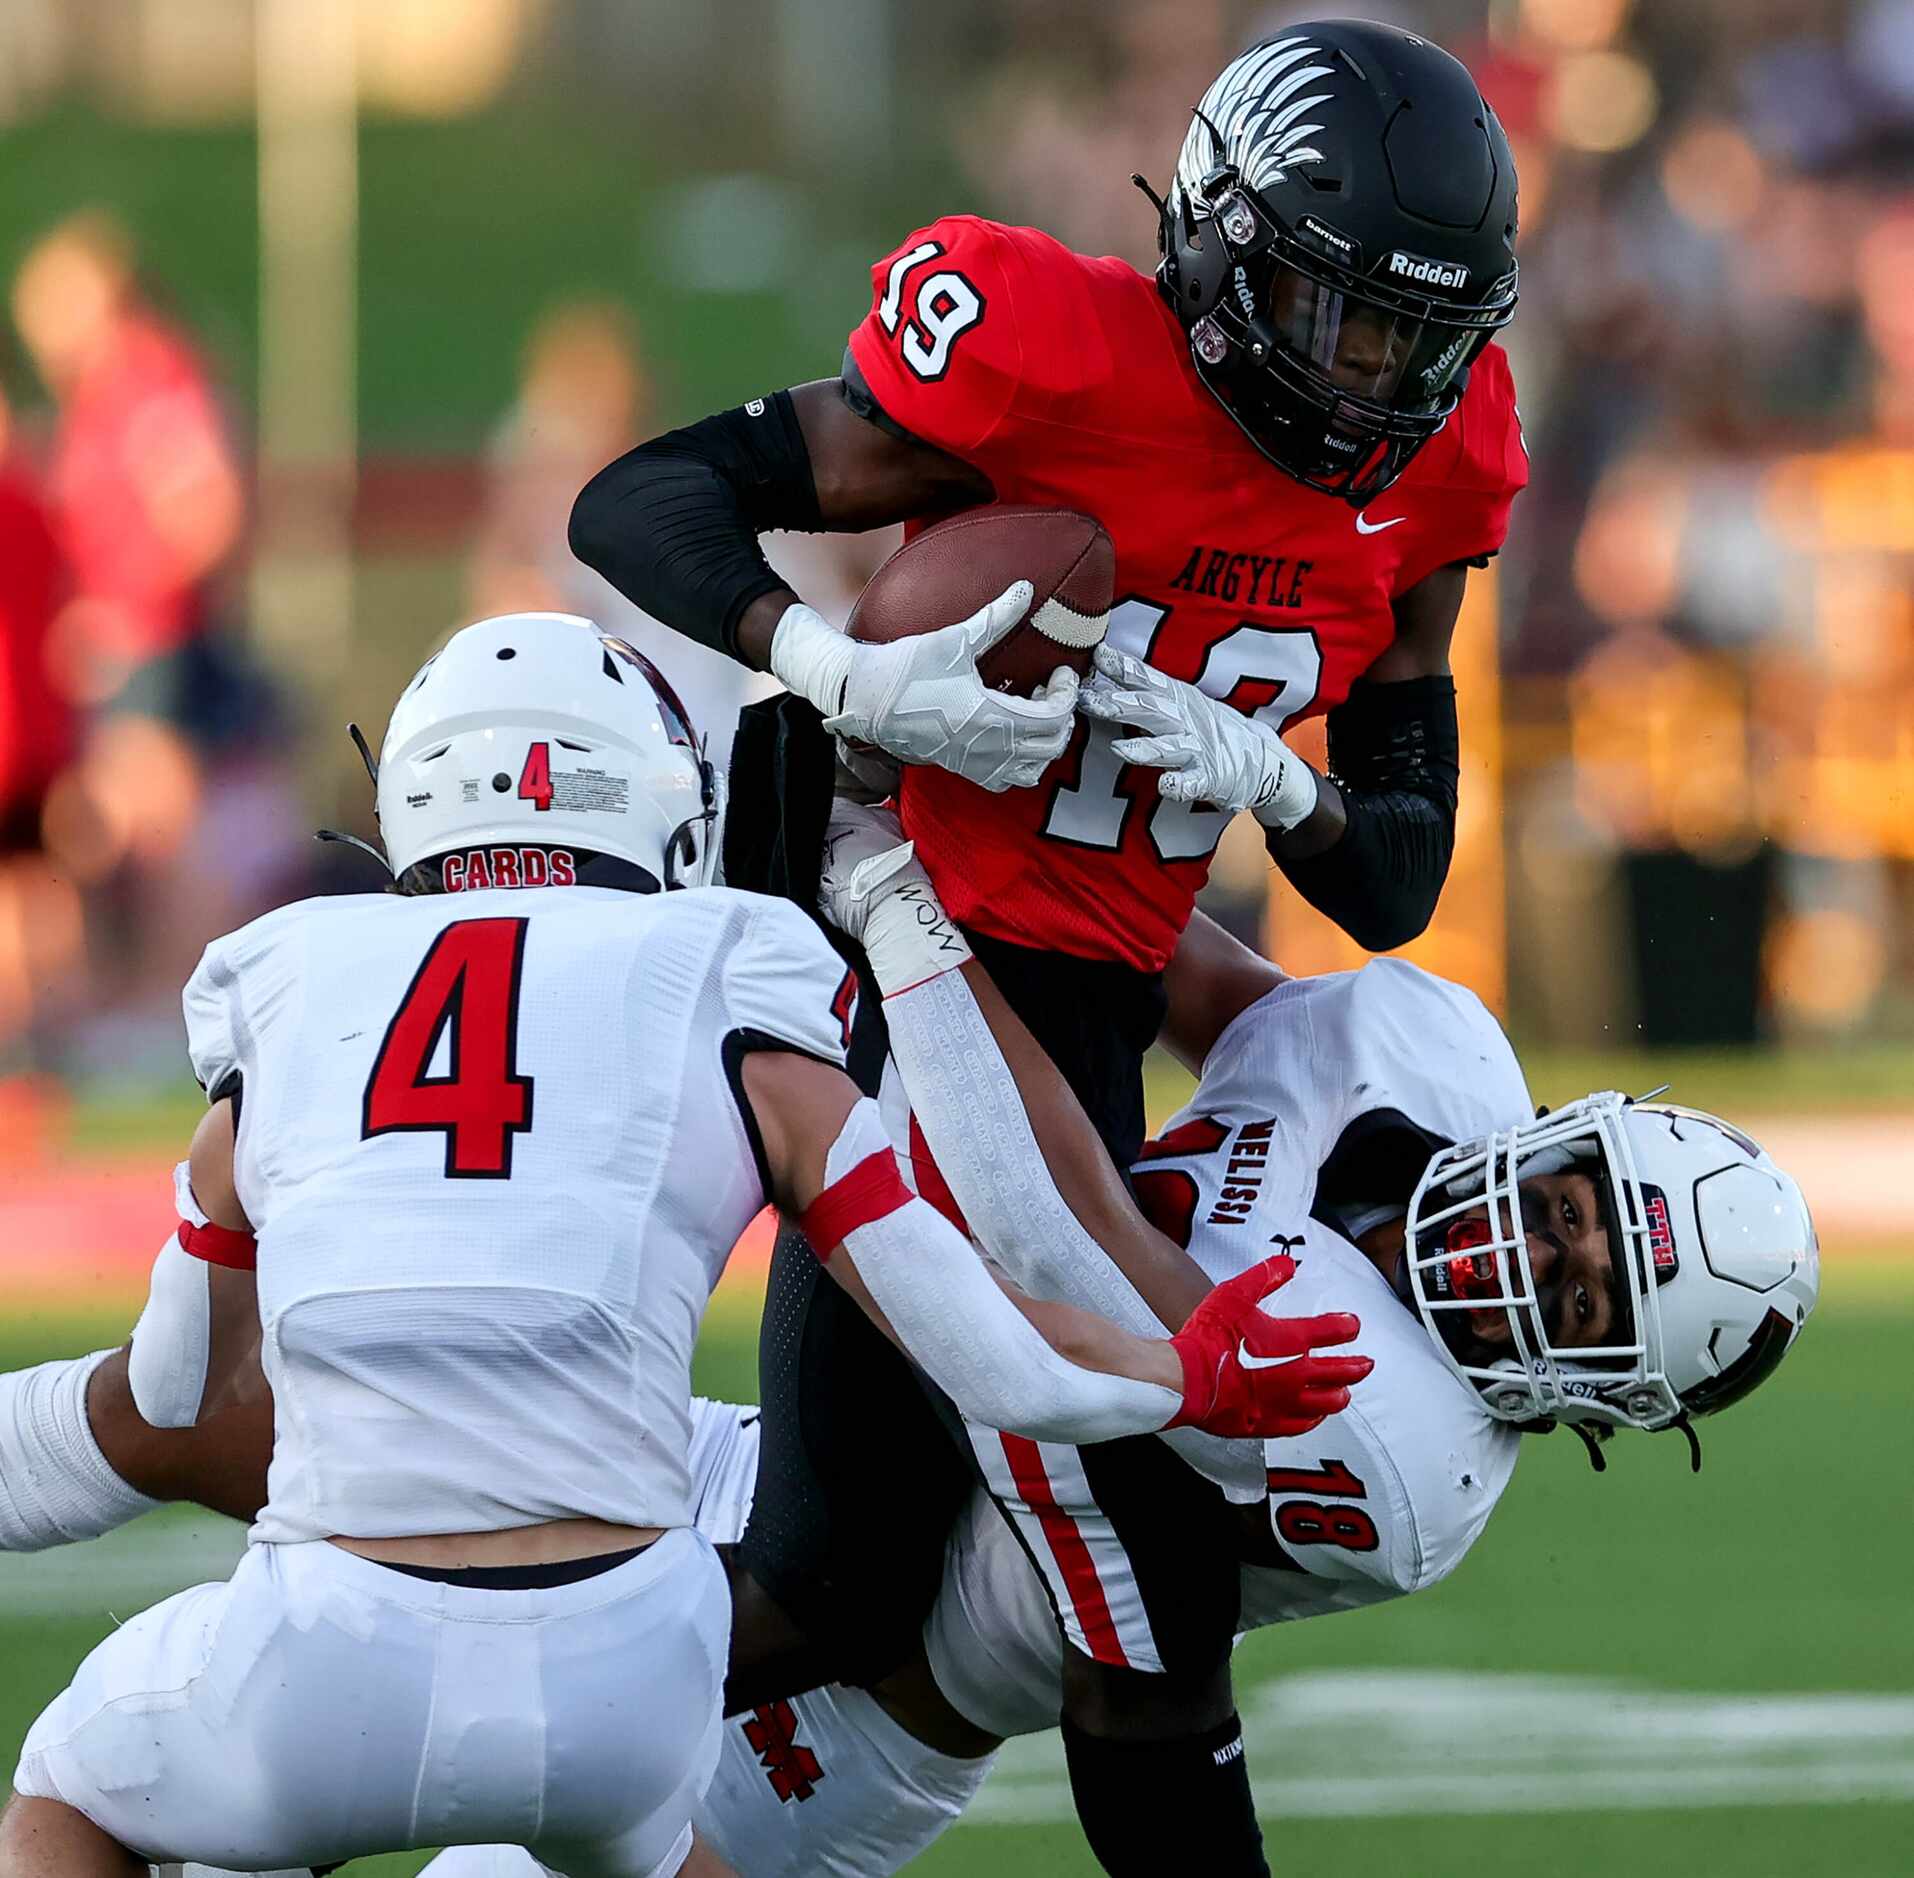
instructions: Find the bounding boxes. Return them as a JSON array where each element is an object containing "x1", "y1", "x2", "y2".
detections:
[
  {"x1": 570, "y1": 21, "x2": 1525, "y2": 1874},
  {"x1": 573, "y1": 18, "x2": 1524, "y2": 1163}
]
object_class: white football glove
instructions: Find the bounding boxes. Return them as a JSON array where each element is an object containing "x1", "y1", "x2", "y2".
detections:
[
  {"x1": 1078, "y1": 645, "x2": 1320, "y2": 831},
  {"x1": 768, "y1": 582, "x2": 1079, "y2": 794},
  {"x1": 820, "y1": 798, "x2": 972, "y2": 993}
]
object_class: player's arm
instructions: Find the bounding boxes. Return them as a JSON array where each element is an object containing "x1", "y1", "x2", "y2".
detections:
[
  {"x1": 571, "y1": 215, "x2": 1014, "y2": 671},
  {"x1": 0, "y1": 1083, "x2": 273, "y2": 1549},
  {"x1": 571, "y1": 376, "x2": 985, "y2": 671},
  {"x1": 1079, "y1": 563, "x2": 1465, "y2": 953},
  {"x1": 568, "y1": 375, "x2": 1071, "y2": 792},
  {"x1": 1159, "y1": 910, "x2": 1291, "y2": 1076},
  {"x1": 185, "y1": 1100, "x2": 265, "y2": 1419},
  {"x1": 1265, "y1": 561, "x2": 1466, "y2": 952},
  {"x1": 743, "y1": 1042, "x2": 1178, "y2": 1410},
  {"x1": 738, "y1": 1046, "x2": 1366, "y2": 1445},
  {"x1": 821, "y1": 806, "x2": 1221, "y2": 1334},
  {"x1": 571, "y1": 217, "x2": 1085, "y2": 791},
  {"x1": 85, "y1": 931, "x2": 279, "y2": 1519},
  {"x1": 1264, "y1": 347, "x2": 1521, "y2": 949},
  {"x1": 125, "y1": 1098, "x2": 260, "y2": 1430}
]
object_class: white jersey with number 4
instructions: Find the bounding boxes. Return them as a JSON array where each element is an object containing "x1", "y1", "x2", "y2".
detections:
[
  {"x1": 183, "y1": 883, "x2": 852, "y2": 1545},
  {"x1": 928, "y1": 960, "x2": 1535, "y2": 1738}
]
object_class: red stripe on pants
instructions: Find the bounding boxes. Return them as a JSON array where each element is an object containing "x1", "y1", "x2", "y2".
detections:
[{"x1": 998, "y1": 1432, "x2": 1128, "y2": 1667}]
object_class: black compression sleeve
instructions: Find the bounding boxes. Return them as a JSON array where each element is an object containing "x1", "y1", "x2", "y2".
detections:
[
  {"x1": 1275, "y1": 674, "x2": 1460, "y2": 953},
  {"x1": 1061, "y1": 1714, "x2": 1270, "y2": 1876},
  {"x1": 568, "y1": 390, "x2": 824, "y2": 664}
]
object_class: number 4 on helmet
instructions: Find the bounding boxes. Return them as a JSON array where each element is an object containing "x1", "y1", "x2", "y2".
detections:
[{"x1": 340, "y1": 613, "x2": 725, "y2": 894}]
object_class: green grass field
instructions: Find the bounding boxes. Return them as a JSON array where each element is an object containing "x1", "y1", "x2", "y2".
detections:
[
  {"x1": 53, "y1": 1032, "x2": 1914, "y2": 1159},
  {"x1": 3, "y1": 1264, "x2": 1910, "y2": 1877}
]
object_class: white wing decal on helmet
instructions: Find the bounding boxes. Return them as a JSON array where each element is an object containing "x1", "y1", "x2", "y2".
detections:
[{"x1": 1175, "y1": 38, "x2": 1337, "y2": 204}]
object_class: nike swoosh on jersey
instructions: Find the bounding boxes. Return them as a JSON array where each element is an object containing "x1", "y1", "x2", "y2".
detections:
[
  {"x1": 1237, "y1": 1343, "x2": 1304, "y2": 1372},
  {"x1": 1354, "y1": 513, "x2": 1407, "y2": 535}
]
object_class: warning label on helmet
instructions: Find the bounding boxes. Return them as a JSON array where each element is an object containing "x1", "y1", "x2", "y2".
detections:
[{"x1": 552, "y1": 768, "x2": 630, "y2": 815}]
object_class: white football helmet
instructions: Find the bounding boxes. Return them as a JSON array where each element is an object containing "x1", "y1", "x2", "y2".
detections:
[
  {"x1": 373, "y1": 613, "x2": 722, "y2": 887},
  {"x1": 1405, "y1": 1094, "x2": 1819, "y2": 1436}
]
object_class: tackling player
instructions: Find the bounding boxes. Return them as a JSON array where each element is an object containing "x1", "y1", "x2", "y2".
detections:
[
  {"x1": 738, "y1": 808, "x2": 1821, "y2": 1875},
  {"x1": 567, "y1": 24, "x2": 1530, "y2": 1852},
  {"x1": 0, "y1": 618, "x2": 1369, "y2": 1878},
  {"x1": 407, "y1": 851, "x2": 1817, "y2": 1878},
  {"x1": 0, "y1": 821, "x2": 1819, "y2": 1878}
]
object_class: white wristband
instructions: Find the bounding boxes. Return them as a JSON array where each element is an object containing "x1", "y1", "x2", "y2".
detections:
[
  {"x1": 863, "y1": 880, "x2": 973, "y2": 997},
  {"x1": 1249, "y1": 740, "x2": 1321, "y2": 832},
  {"x1": 767, "y1": 601, "x2": 854, "y2": 715}
]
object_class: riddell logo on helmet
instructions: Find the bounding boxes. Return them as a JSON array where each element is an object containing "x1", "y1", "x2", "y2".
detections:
[
  {"x1": 1232, "y1": 265, "x2": 1256, "y2": 319},
  {"x1": 1420, "y1": 330, "x2": 1472, "y2": 389},
  {"x1": 1385, "y1": 251, "x2": 1470, "y2": 290}
]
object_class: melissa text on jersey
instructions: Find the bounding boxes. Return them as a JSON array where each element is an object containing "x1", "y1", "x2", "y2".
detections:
[{"x1": 1207, "y1": 1118, "x2": 1277, "y2": 1227}]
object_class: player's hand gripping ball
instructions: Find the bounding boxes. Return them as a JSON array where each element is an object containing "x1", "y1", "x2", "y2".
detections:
[
  {"x1": 806, "y1": 504, "x2": 1117, "y2": 794},
  {"x1": 848, "y1": 505, "x2": 1114, "y2": 696},
  {"x1": 772, "y1": 505, "x2": 1113, "y2": 791},
  {"x1": 1080, "y1": 645, "x2": 1320, "y2": 831},
  {"x1": 1166, "y1": 1254, "x2": 1373, "y2": 1439}
]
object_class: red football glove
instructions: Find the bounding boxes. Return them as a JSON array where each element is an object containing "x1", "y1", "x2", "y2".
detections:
[{"x1": 1166, "y1": 1254, "x2": 1373, "y2": 1438}]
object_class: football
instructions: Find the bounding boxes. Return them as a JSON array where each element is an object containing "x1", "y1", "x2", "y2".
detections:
[{"x1": 847, "y1": 505, "x2": 1115, "y2": 696}]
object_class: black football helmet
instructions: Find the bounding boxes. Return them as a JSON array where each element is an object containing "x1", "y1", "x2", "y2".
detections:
[{"x1": 1146, "y1": 21, "x2": 1519, "y2": 504}]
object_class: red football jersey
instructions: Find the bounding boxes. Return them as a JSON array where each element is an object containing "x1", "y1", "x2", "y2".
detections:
[{"x1": 846, "y1": 216, "x2": 1527, "y2": 972}]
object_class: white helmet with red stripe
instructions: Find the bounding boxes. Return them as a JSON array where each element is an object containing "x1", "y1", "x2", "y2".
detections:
[
  {"x1": 1405, "y1": 1094, "x2": 1819, "y2": 1436},
  {"x1": 374, "y1": 613, "x2": 721, "y2": 887}
]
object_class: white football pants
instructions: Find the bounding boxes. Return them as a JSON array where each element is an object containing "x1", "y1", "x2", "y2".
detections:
[
  {"x1": 16, "y1": 1529, "x2": 729, "y2": 1878},
  {"x1": 417, "y1": 1680, "x2": 993, "y2": 1878}
]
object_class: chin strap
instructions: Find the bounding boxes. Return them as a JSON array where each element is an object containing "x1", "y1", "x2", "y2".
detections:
[
  {"x1": 1559, "y1": 1414, "x2": 1700, "y2": 1476},
  {"x1": 1665, "y1": 1410, "x2": 1704, "y2": 1474},
  {"x1": 318, "y1": 721, "x2": 395, "y2": 878},
  {"x1": 314, "y1": 828, "x2": 394, "y2": 876}
]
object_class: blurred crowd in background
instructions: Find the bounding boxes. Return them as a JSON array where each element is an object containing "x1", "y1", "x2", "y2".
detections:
[{"x1": 0, "y1": 0, "x2": 1910, "y2": 1096}]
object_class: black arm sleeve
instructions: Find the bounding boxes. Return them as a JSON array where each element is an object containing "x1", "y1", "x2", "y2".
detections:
[
  {"x1": 1062, "y1": 1715, "x2": 1269, "y2": 1877},
  {"x1": 1273, "y1": 674, "x2": 1459, "y2": 953},
  {"x1": 567, "y1": 389, "x2": 825, "y2": 664}
]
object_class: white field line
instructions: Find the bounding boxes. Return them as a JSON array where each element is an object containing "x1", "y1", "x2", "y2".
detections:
[
  {"x1": 968, "y1": 1669, "x2": 1914, "y2": 1825},
  {"x1": 13, "y1": 1547, "x2": 1914, "y2": 1825},
  {"x1": 970, "y1": 1759, "x2": 1914, "y2": 1824}
]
